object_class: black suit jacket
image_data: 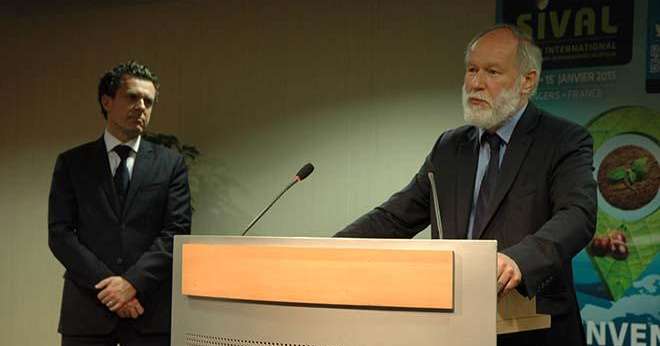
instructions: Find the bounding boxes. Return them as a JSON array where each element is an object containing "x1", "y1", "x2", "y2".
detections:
[
  {"x1": 48, "y1": 137, "x2": 192, "y2": 335},
  {"x1": 335, "y1": 103, "x2": 596, "y2": 344}
]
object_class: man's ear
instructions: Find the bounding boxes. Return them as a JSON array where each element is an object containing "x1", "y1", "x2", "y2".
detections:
[
  {"x1": 101, "y1": 94, "x2": 113, "y2": 113},
  {"x1": 520, "y1": 69, "x2": 538, "y2": 96}
]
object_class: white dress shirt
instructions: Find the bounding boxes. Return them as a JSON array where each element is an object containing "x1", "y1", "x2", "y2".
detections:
[{"x1": 104, "y1": 130, "x2": 141, "y2": 179}]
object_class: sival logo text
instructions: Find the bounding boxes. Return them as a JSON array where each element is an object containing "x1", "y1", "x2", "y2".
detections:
[{"x1": 517, "y1": 5, "x2": 618, "y2": 40}]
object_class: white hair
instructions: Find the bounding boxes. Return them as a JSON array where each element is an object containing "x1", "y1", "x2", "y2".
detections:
[{"x1": 465, "y1": 24, "x2": 543, "y2": 96}]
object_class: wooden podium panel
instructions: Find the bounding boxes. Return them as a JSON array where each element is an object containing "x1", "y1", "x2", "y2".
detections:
[{"x1": 182, "y1": 243, "x2": 454, "y2": 309}]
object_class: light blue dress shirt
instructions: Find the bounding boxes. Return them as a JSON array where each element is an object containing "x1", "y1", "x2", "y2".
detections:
[{"x1": 466, "y1": 103, "x2": 527, "y2": 239}]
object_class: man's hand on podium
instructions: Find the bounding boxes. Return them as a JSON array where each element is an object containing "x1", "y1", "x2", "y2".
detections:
[{"x1": 497, "y1": 252, "x2": 522, "y2": 298}]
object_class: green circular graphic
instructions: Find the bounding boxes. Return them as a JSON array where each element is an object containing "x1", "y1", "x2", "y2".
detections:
[{"x1": 589, "y1": 106, "x2": 660, "y2": 220}]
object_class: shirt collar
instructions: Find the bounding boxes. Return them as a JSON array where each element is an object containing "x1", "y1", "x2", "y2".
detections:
[
  {"x1": 104, "y1": 129, "x2": 141, "y2": 154},
  {"x1": 478, "y1": 102, "x2": 527, "y2": 145}
]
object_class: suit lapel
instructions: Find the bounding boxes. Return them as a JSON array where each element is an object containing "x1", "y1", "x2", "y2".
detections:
[
  {"x1": 473, "y1": 104, "x2": 540, "y2": 239},
  {"x1": 454, "y1": 128, "x2": 479, "y2": 239},
  {"x1": 93, "y1": 137, "x2": 122, "y2": 219},
  {"x1": 122, "y1": 140, "x2": 155, "y2": 218}
]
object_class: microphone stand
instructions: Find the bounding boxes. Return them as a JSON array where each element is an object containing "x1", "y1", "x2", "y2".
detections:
[
  {"x1": 241, "y1": 178, "x2": 299, "y2": 236},
  {"x1": 427, "y1": 171, "x2": 444, "y2": 239}
]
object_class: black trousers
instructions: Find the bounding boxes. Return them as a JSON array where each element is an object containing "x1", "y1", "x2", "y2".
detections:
[
  {"x1": 61, "y1": 321, "x2": 169, "y2": 346},
  {"x1": 497, "y1": 329, "x2": 548, "y2": 346}
]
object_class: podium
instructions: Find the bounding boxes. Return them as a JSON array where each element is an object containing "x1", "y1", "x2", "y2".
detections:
[{"x1": 172, "y1": 236, "x2": 549, "y2": 346}]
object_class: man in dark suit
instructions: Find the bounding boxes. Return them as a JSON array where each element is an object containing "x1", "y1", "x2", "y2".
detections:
[
  {"x1": 335, "y1": 25, "x2": 596, "y2": 345},
  {"x1": 48, "y1": 61, "x2": 192, "y2": 346}
]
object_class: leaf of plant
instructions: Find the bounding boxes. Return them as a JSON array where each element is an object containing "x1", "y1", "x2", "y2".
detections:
[
  {"x1": 631, "y1": 157, "x2": 648, "y2": 179},
  {"x1": 607, "y1": 166, "x2": 627, "y2": 183},
  {"x1": 627, "y1": 169, "x2": 638, "y2": 183}
]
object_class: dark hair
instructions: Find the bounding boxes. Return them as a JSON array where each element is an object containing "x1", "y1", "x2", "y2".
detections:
[{"x1": 97, "y1": 61, "x2": 160, "y2": 119}]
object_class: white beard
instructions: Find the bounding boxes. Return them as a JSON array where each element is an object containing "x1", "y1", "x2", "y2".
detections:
[{"x1": 462, "y1": 82, "x2": 522, "y2": 130}]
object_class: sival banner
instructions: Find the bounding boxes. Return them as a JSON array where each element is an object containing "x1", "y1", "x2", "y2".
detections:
[{"x1": 497, "y1": 1, "x2": 660, "y2": 345}]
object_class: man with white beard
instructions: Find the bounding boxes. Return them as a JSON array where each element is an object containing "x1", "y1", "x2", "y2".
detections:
[{"x1": 335, "y1": 25, "x2": 596, "y2": 345}]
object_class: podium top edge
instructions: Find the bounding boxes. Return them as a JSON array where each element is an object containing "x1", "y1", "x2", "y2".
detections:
[{"x1": 174, "y1": 235, "x2": 497, "y2": 249}]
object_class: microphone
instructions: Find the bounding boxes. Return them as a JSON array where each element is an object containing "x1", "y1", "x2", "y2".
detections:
[
  {"x1": 294, "y1": 163, "x2": 314, "y2": 182},
  {"x1": 241, "y1": 163, "x2": 315, "y2": 236}
]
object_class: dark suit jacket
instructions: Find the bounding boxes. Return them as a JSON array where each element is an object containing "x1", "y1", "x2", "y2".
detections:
[
  {"x1": 48, "y1": 137, "x2": 192, "y2": 336},
  {"x1": 335, "y1": 103, "x2": 596, "y2": 344}
]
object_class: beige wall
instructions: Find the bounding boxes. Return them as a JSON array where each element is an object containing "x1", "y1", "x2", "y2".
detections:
[{"x1": 0, "y1": 1, "x2": 493, "y2": 344}]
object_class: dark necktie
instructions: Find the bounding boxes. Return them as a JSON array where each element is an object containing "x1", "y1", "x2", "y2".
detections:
[
  {"x1": 113, "y1": 145, "x2": 132, "y2": 208},
  {"x1": 472, "y1": 132, "x2": 502, "y2": 238}
]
